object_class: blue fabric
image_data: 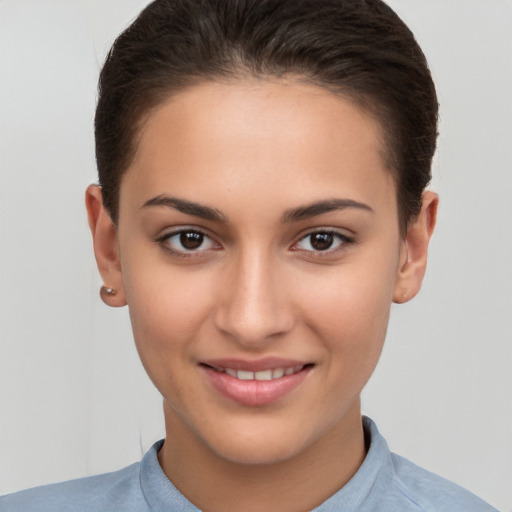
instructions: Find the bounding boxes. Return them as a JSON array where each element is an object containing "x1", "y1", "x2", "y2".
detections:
[{"x1": 0, "y1": 418, "x2": 498, "y2": 511}]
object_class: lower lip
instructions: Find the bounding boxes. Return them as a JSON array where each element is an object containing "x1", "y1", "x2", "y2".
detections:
[{"x1": 201, "y1": 366, "x2": 311, "y2": 407}]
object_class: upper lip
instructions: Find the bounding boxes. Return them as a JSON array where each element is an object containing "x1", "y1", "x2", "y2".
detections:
[{"x1": 200, "y1": 357, "x2": 311, "y2": 372}]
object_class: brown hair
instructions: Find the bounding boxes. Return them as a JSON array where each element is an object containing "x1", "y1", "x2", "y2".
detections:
[{"x1": 95, "y1": 0, "x2": 438, "y2": 232}]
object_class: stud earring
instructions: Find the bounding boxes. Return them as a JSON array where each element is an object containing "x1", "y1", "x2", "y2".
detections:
[{"x1": 100, "y1": 285, "x2": 117, "y2": 298}]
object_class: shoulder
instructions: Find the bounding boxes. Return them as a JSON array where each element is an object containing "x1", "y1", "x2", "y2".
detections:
[
  {"x1": 385, "y1": 451, "x2": 499, "y2": 512},
  {"x1": 347, "y1": 418, "x2": 499, "y2": 512},
  {"x1": 0, "y1": 462, "x2": 147, "y2": 512}
]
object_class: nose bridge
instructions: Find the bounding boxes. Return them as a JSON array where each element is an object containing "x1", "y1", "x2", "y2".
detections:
[{"x1": 214, "y1": 244, "x2": 293, "y2": 345}]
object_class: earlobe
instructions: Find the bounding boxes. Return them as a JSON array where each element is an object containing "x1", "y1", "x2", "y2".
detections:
[
  {"x1": 85, "y1": 184, "x2": 127, "y2": 307},
  {"x1": 393, "y1": 191, "x2": 438, "y2": 304}
]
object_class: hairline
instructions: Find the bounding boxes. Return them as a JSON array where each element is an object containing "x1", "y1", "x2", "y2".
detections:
[{"x1": 109, "y1": 71, "x2": 405, "y2": 233}]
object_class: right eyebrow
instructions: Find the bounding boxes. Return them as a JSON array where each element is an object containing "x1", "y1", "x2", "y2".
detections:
[
  {"x1": 282, "y1": 198, "x2": 374, "y2": 222},
  {"x1": 140, "y1": 195, "x2": 226, "y2": 222}
]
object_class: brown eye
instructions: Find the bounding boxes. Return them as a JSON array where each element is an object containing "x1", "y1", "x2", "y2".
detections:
[
  {"x1": 180, "y1": 231, "x2": 204, "y2": 249},
  {"x1": 295, "y1": 230, "x2": 350, "y2": 253},
  {"x1": 161, "y1": 229, "x2": 218, "y2": 254},
  {"x1": 310, "y1": 232, "x2": 334, "y2": 251}
]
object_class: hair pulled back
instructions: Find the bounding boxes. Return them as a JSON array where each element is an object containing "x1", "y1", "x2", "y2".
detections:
[{"x1": 95, "y1": 0, "x2": 438, "y2": 231}]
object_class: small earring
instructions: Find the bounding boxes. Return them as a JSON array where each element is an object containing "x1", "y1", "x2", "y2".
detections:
[{"x1": 100, "y1": 285, "x2": 117, "y2": 297}]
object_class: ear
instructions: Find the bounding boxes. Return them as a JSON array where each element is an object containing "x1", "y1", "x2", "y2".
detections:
[
  {"x1": 393, "y1": 191, "x2": 438, "y2": 304},
  {"x1": 85, "y1": 184, "x2": 127, "y2": 307}
]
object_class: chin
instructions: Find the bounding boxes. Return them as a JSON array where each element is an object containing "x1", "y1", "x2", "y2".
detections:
[
  {"x1": 201, "y1": 420, "x2": 316, "y2": 467},
  {"x1": 214, "y1": 438, "x2": 303, "y2": 466}
]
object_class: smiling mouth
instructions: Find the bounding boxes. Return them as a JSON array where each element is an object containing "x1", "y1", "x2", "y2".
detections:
[
  {"x1": 200, "y1": 359, "x2": 315, "y2": 406},
  {"x1": 203, "y1": 364, "x2": 313, "y2": 381}
]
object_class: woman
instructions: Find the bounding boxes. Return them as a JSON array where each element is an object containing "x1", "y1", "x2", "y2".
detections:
[{"x1": 0, "y1": 0, "x2": 501, "y2": 510}]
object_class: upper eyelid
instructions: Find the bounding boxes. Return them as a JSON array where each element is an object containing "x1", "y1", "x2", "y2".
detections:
[
  {"x1": 294, "y1": 227, "x2": 352, "y2": 242},
  {"x1": 301, "y1": 223, "x2": 354, "y2": 234},
  {"x1": 156, "y1": 225, "x2": 215, "y2": 241}
]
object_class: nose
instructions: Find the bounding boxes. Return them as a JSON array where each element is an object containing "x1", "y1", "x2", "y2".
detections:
[{"x1": 213, "y1": 248, "x2": 295, "y2": 347}]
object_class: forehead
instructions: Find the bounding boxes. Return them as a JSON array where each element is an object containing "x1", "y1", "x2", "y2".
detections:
[{"x1": 122, "y1": 79, "x2": 396, "y2": 218}]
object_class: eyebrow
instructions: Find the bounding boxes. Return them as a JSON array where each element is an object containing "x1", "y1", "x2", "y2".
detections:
[
  {"x1": 141, "y1": 195, "x2": 373, "y2": 224},
  {"x1": 282, "y1": 198, "x2": 374, "y2": 222},
  {"x1": 141, "y1": 195, "x2": 226, "y2": 222}
]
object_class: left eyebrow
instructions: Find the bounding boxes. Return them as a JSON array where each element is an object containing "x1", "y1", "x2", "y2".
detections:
[
  {"x1": 140, "y1": 195, "x2": 226, "y2": 222},
  {"x1": 282, "y1": 198, "x2": 374, "y2": 222}
]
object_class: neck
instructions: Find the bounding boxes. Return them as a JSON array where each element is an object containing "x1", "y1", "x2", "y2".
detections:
[{"x1": 158, "y1": 401, "x2": 366, "y2": 512}]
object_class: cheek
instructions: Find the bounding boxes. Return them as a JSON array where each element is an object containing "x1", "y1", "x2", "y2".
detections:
[
  {"x1": 120, "y1": 251, "x2": 216, "y2": 379},
  {"x1": 299, "y1": 255, "x2": 398, "y2": 373},
  {"x1": 124, "y1": 278, "x2": 212, "y2": 410}
]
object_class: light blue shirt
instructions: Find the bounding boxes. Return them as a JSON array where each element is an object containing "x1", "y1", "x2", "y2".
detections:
[{"x1": 0, "y1": 418, "x2": 498, "y2": 511}]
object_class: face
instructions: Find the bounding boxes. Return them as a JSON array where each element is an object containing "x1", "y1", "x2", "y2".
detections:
[{"x1": 101, "y1": 79, "x2": 412, "y2": 465}]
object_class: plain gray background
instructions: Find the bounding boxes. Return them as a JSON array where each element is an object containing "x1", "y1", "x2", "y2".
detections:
[{"x1": 0, "y1": 1, "x2": 511, "y2": 510}]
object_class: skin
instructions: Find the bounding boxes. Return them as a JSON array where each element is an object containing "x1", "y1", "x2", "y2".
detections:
[{"x1": 86, "y1": 79, "x2": 437, "y2": 512}]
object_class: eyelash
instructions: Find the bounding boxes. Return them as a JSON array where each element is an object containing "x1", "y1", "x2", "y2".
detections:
[
  {"x1": 156, "y1": 228, "x2": 219, "y2": 258},
  {"x1": 292, "y1": 229, "x2": 353, "y2": 256},
  {"x1": 156, "y1": 228, "x2": 353, "y2": 258}
]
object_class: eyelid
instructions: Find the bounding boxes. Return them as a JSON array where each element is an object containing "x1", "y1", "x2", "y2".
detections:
[
  {"x1": 291, "y1": 228, "x2": 354, "y2": 254},
  {"x1": 156, "y1": 226, "x2": 221, "y2": 256}
]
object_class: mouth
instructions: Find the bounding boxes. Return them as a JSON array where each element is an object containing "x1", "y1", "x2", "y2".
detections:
[
  {"x1": 202, "y1": 363, "x2": 312, "y2": 381},
  {"x1": 199, "y1": 360, "x2": 314, "y2": 406}
]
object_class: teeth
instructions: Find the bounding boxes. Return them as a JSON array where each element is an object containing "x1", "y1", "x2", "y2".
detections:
[
  {"x1": 272, "y1": 368, "x2": 284, "y2": 379},
  {"x1": 255, "y1": 370, "x2": 272, "y2": 381},
  {"x1": 237, "y1": 370, "x2": 255, "y2": 380},
  {"x1": 221, "y1": 366, "x2": 304, "y2": 380}
]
